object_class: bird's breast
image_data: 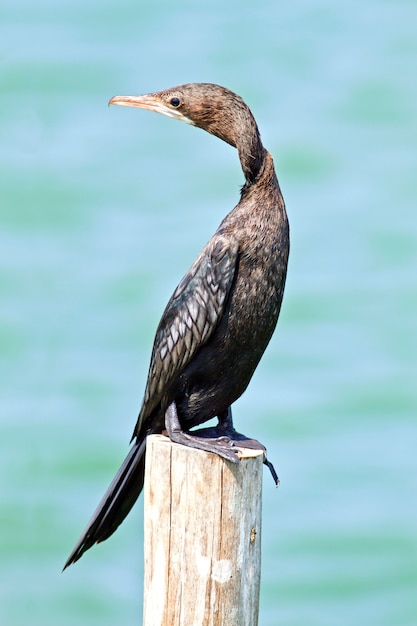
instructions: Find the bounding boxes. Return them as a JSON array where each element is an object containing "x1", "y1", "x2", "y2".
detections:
[{"x1": 178, "y1": 239, "x2": 287, "y2": 427}]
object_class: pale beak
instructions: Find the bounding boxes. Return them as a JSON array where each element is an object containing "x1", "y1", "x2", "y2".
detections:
[{"x1": 108, "y1": 94, "x2": 194, "y2": 125}]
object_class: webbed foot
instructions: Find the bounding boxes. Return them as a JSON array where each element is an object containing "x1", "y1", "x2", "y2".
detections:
[{"x1": 164, "y1": 402, "x2": 280, "y2": 484}]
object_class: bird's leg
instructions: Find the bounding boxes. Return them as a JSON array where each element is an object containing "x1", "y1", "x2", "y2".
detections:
[
  {"x1": 196, "y1": 407, "x2": 264, "y2": 449},
  {"x1": 164, "y1": 401, "x2": 240, "y2": 464},
  {"x1": 189, "y1": 407, "x2": 236, "y2": 441},
  {"x1": 217, "y1": 406, "x2": 235, "y2": 432}
]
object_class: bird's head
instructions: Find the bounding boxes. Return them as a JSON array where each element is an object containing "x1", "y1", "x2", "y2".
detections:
[
  {"x1": 109, "y1": 82, "x2": 265, "y2": 183},
  {"x1": 109, "y1": 82, "x2": 256, "y2": 150}
]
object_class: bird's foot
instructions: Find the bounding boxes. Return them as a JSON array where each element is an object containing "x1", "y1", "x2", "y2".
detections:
[
  {"x1": 165, "y1": 401, "x2": 241, "y2": 463},
  {"x1": 193, "y1": 425, "x2": 280, "y2": 485},
  {"x1": 193, "y1": 424, "x2": 266, "y2": 451},
  {"x1": 164, "y1": 402, "x2": 279, "y2": 482},
  {"x1": 263, "y1": 457, "x2": 280, "y2": 486},
  {"x1": 167, "y1": 427, "x2": 241, "y2": 463}
]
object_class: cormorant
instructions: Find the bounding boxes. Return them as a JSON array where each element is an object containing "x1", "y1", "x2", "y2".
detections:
[{"x1": 64, "y1": 83, "x2": 289, "y2": 569}]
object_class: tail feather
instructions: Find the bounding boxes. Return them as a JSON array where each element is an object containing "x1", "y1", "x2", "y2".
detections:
[{"x1": 63, "y1": 437, "x2": 147, "y2": 570}]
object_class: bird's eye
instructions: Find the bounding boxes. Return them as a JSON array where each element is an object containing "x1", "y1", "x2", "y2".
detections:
[{"x1": 170, "y1": 97, "x2": 181, "y2": 107}]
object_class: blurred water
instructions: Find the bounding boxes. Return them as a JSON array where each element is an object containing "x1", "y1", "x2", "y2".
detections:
[{"x1": 1, "y1": 0, "x2": 416, "y2": 624}]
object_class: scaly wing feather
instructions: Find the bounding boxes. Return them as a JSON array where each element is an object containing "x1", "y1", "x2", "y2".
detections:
[{"x1": 133, "y1": 234, "x2": 239, "y2": 436}]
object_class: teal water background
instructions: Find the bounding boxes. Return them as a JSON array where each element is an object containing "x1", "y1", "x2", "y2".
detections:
[{"x1": 1, "y1": 0, "x2": 416, "y2": 624}]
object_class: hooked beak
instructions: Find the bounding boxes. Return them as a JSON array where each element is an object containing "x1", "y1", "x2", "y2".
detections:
[{"x1": 108, "y1": 94, "x2": 194, "y2": 125}]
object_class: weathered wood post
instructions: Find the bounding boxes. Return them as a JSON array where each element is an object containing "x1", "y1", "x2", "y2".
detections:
[{"x1": 143, "y1": 434, "x2": 264, "y2": 626}]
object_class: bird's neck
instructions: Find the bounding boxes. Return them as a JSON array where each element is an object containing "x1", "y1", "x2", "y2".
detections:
[
  {"x1": 196, "y1": 92, "x2": 265, "y2": 184},
  {"x1": 226, "y1": 107, "x2": 265, "y2": 185},
  {"x1": 203, "y1": 101, "x2": 265, "y2": 184},
  {"x1": 236, "y1": 131, "x2": 266, "y2": 185},
  {"x1": 239, "y1": 149, "x2": 279, "y2": 201}
]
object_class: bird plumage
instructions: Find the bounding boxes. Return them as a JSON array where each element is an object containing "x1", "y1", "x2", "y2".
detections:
[{"x1": 64, "y1": 83, "x2": 289, "y2": 569}]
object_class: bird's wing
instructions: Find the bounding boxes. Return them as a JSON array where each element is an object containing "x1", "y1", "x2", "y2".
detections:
[{"x1": 134, "y1": 234, "x2": 239, "y2": 435}]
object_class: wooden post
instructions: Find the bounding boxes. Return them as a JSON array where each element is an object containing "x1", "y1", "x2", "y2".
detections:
[{"x1": 143, "y1": 434, "x2": 264, "y2": 626}]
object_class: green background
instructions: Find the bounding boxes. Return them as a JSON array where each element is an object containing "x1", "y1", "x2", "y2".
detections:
[{"x1": 1, "y1": 0, "x2": 416, "y2": 624}]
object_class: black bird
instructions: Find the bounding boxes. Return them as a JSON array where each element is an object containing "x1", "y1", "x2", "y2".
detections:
[{"x1": 64, "y1": 83, "x2": 289, "y2": 569}]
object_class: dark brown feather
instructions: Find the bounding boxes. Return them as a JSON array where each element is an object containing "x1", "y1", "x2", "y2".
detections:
[{"x1": 64, "y1": 83, "x2": 289, "y2": 568}]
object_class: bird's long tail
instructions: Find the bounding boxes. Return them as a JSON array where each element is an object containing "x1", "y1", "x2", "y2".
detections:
[{"x1": 63, "y1": 436, "x2": 148, "y2": 570}]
